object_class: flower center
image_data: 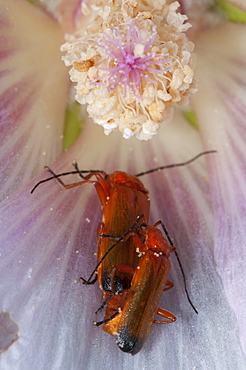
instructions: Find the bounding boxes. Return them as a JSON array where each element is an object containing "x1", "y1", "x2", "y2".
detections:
[
  {"x1": 124, "y1": 54, "x2": 135, "y2": 66},
  {"x1": 61, "y1": 0, "x2": 197, "y2": 140},
  {"x1": 94, "y1": 22, "x2": 171, "y2": 97}
]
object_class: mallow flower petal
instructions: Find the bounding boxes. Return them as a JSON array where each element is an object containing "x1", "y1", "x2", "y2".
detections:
[
  {"x1": 192, "y1": 22, "x2": 246, "y2": 354},
  {"x1": 1, "y1": 115, "x2": 245, "y2": 369},
  {"x1": 0, "y1": 0, "x2": 69, "y2": 201},
  {"x1": 57, "y1": 0, "x2": 84, "y2": 33}
]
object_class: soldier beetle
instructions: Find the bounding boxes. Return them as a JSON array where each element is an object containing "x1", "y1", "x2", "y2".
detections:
[
  {"x1": 32, "y1": 166, "x2": 150, "y2": 294},
  {"x1": 93, "y1": 214, "x2": 177, "y2": 354},
  {"x1": 31, "y1": 150, "x2": 216, "y2": 351}
]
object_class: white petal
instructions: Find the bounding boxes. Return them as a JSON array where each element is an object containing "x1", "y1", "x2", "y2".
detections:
[
  {"x1": 1, "y1": 115, "x2": 245, "y2": 368},
  {"x1": 193, "y1": 22, "x2": 246, "y2": 354},
  {"x1": 0, "y1": 0, "x2": 69, "y2": 200}
]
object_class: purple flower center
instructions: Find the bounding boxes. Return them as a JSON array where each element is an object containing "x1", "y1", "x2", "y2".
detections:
[
  {"x1": 93, "y1": 21, "x2": 171, "y2": 98},
  {"x1": 125, "y1": 54, "x2": 135, "y2": 65}
]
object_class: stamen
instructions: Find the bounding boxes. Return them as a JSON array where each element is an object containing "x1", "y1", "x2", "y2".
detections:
[{"x1": 61, "y1": 0, "x2": 197, "y2": 140}]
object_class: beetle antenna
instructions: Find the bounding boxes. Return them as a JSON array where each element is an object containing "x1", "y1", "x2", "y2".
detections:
[
  {"x1": 94, "y1": 311, "x2": 119, "y2": 327},
  {"x1": 32, "y1": 151, "x2": 217, "y2": 193},
  {"x1": 135, "y1": 150, "x2": 217, "y2": 177},
  {"x1": 159, "y1": 221, "x2": 198, "y2": 315}
]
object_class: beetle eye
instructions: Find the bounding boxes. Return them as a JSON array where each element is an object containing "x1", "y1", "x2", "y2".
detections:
[{"x1": 140, "y1": 223, "x2": 147, "y2": 230}]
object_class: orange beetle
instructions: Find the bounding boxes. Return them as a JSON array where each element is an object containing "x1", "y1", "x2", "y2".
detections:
[
  {"x1": 95, "y1": 171, "x2": 150, "y2": 293},
  {"x1": 32, "y1": 167, "x2": 150, "y2": 294},
  {"x1": 95, "y1": 218, "x2": 177, "y2": 355}
]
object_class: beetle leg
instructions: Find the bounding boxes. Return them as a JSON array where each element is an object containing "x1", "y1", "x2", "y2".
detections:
[
  {"x1": 44, "y1": 166, "x2": 97, "y2": 189},
  {"x1": 154, "y1": 220, "x2": 175, "y2": 253},
  {"x1": 98, "y1": 234, "x2": 121, "y2": 240},
  {"x1": 154, "y1": 308, "x2": 176, "y2": 324},
  {"x1": 80, "y1": 275, "x2": 97, "y2": 285},
  {"x1": 155, "y1": 220, "x2": 198, "y2": 314},
  {"x1": 95, "y1": 294, "x2": 113, "y2": 314},
  {"x1": 163, "y1": 280, "x2": 174, "y2": 291},
  {"x1": 94, "y1": 311, "x2": 119, "y2": 327},
  {"x1": 73, "y1": 161, "x2": 107, "y2": 179}
]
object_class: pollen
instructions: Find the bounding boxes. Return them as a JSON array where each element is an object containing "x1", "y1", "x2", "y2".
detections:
[
  {"x1": 61, "y1": 0, "x2": 197, "y2": 140},
  {"x1": 73, "y1": 59, "x2": 95, "y2": 72}
]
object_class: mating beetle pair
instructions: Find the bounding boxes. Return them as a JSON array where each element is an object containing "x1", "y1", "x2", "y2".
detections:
[{"x1": 32, "y1": 151, "x2": 215, "y2": 354}]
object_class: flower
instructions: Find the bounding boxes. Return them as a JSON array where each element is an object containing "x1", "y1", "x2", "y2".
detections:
[
  {"x1": 1, "y1": 0, "x2": 246, "y2": 369},
  {"x1": 61, "y1": 0, "x2": 197, "y2": 140}
]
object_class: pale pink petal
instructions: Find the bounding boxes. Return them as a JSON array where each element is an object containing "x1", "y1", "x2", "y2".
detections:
[
  {"x1": 178, "y1": 0, "x2": 207, "y2": 38},
  {"x1": 0, "y1": 0, "x2": 69, "y2": 200},
  {"x1": 193, "y1": 22, "x2": 246, "y2": 354},
  {"x1": 39, "y1": 0, "x2": 84, "y2": 32},
  {"x1": 1, "y1": 117, "x2": 245, "y2": 368},
  {"x1": 57, "y1": 0, "x2": 83, "y2": 33},
  {"x1": 1, "y1": 1, "x2": 246, "y2": 367}
]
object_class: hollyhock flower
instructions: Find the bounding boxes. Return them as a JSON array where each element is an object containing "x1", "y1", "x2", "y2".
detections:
[{"x1": 1, "y1": 0, "x2": 246, "y2": 369}]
